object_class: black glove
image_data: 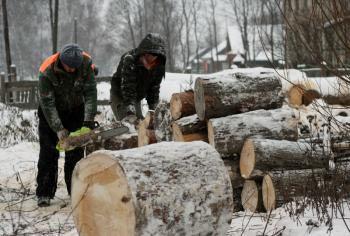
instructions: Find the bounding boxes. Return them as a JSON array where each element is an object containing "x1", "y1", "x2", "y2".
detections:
[{"x1": 83, "y1": 121, "x2": 100, "y2": 130}]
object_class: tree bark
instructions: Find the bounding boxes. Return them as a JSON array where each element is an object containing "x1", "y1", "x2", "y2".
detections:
[
  {"x1": 240, "y1": 138, "x2": 328, "y2": 179},
  {"x1": 194, "y1": 72, "x2": 283, "y2": 120},
  {"x1": 208, "y1": 108, "x2": 299, "y2": 158},
  {"x1": 154, "y1": 101, "x2": 173, "y2": 142},
  {"x1": 2, "y1": 0, "x2": 12, "y2": 74},
  {"x1": 71, "y1": 141, "x2": 233, "y2": 236},
  {"x1": 172, "y1": 114, "x2": 207, "y2": 142},
  {"x1": 87, "y1": 133, "x2": 138, "y2": 153},
  {"x1": 170, "y1": 91, "x2": 196, "y2": 120},
  {"x1": 241, "y1": 179, "x2": 265, "y2": 213}
]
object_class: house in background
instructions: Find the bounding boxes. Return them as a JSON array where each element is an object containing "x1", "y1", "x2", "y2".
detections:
[{"x1": 189, "y1": 25, "x2": 283, "y2": 74}]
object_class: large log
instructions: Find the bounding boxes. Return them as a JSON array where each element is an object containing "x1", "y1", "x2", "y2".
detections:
[
  {"x1": 87, "y1": 133, "x2": 138, "y2": 152},
  {"x1": 154, "y1": 101, "x2": 173, "y2": 142},
  {"x1": 208, "y1": 108, "x2": 299, "y2": 157},
  {"x1": 172, "y1": 114, "x2": 208, "y2": 142},
  {"x1": 71, "y1": 141, "x2": 233, "y2": 236},
  {"x1": 194, "y1": 72, "x2": 283, "y2": 120},
  {"x1": 170, "y1": 91, "x2": 196, "y2": 120},
  {"x1": 241, "y1": 179, "x2": 264, "y2": 213},
  {"x1": 262, "y1": 167, "x2": 350, "y2": 211},
  {"x1": 240, "y1": 138, "x2": 328, "y2": 179}
]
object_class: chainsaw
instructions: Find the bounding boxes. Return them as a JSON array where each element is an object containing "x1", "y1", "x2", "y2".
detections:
[{"x1": 57, "y1": 122, "x2": 129, "y2": 151}]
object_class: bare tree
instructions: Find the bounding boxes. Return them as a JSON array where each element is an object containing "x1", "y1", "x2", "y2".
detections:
[
  {"x1": 49, "y1": 0, "x2": 59, "y2": 53},
  {"x1": 2, "y1": 0, "x2": 11, "y2": 74},
  {"x1": 192, "y1": 0, "x2": 201, "y2": 73},
  {"x1": 209, "y1": 0, "x2": 219, "y2": 71}
]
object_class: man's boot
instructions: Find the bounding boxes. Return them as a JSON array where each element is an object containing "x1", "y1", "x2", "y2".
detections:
[{"x1": 37, "y1": 196, "x2": 50, "y2": 207}]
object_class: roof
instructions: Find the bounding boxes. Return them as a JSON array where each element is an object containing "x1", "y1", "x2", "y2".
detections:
[
  {"x1": 227, "y1": 26, "x2": 245, "y2": 55},
  {"x1": 201, "y1": 40, "x2": 228, "y2": 60}
]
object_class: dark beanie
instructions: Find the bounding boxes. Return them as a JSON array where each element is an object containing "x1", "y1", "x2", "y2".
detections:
[{"x1": 59, "y1": 43, "x2": 83, "y2": 68}]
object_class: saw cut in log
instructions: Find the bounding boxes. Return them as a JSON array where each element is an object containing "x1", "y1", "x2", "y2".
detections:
[
  {"x1": 71, "y1": 141, "x2": 233, "y2": 236},
  {"x1": 170, "y1": 91, "x2": 196, "y2": 120},
  {"x1": 287, "y1": 85, "x2": 321, "y2": 107},
  {"x1": 241, "y1": 179, "x2": 264, "y2": 213},
  {"x1": 240, "y1": 138, "x2": 328, "y2": 179},
  {"x1": 138, "y1": 111, "x2": 157, "y2": 147},
  {"x1": 154, "y1": 101, "x2": 173, "y2": 142},
  {"x1": 172, "y1": 114, "x2": 208, "y2": 142},
  {"x1": 208, "y1": 107, "x2": 299, "y2": 157},
  {"x1": 194, "y1": 72, "x2": 283, "y2": 120}
]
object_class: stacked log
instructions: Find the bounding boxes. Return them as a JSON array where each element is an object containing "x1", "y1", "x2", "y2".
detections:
[
  {"x1": 241, "y1": 178, "x2": 264, "y2": 213},
  {"x1": 71, "y1": 141, "x2": 233, "y2": 236},
  {"x1": 170, "y1": 91, "x2": 196, "y2": 120},
  {"x1": 194, "y1": 72, "x2": 284, "y2": 120},
  {"x1": 154, "y1": 101, "x2": 173, "y2": 142},
  {"x1": 172, "y1": 115, "x2": 208, "y2": 142},
  {"x1": 239, "y1": 138, "x2": 328, "y2": 179},
  {"x1": 138, "y1": 111, "x2": 157, "y2": 147},
  {"x1": 208, "y1": 108, "x2": 299, "y2": 157}
]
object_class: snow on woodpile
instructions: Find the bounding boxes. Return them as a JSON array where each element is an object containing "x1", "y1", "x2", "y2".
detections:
[{"x1": 0, "y1": 103, "x2": 38, "y2": 147}]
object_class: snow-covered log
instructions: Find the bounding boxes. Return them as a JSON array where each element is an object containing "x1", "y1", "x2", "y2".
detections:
[
  {"x1": 170, "y1": 91, "x2": 196, "y2": 120},
  {"x1": 194, "y1": 72, "x2": 284, "y2": 120},
  {"x1": 71, "y1": 142, "x2": 233, "y2": 236},
  {"x1": 241, "y1": 179, "x2": 264, "y2": 213},
  {"x1": 87, "y1": 133, "x2": 138, "y2": 152},
  {"x1": 172, "y1": 114, "x2": 208, "y2": 142},
  {"x1": 208, "y1": 108, "x2": 299, "y2": 157},
  {"x1": 154, "y1": 101, "x2": 173, "y2": 142},
  {"x1": 240, "y1": 138, "x2": 328, "y2": 179}
]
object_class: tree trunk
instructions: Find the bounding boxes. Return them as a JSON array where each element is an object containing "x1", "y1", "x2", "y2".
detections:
[
  {"x1": 194, "y1": 72, "x2": 283, "y2": 120},
  {"x1": 208, "y1": 108, "x2": 299, "y2": 157},
  {"x1": 172, "y1": 114, "x2": 208, "y2": 142},
  {"x1": 71, "y1": 141, "x2": 233, "y2": 236},
  {"x1": 154, "y1": 101, "x2": 173, "y2": 142},
  {"x1": 240, "y1": 138, "x2": 328, "y2": 179},
  {"x1": 241, "y1": 179, "x2": 265, "y2": 213},
  {"x1": 170, "y1": 91, "x2": 196, "y2": 120},
  {"x1": 2, "y1": 0, "x2": 12, "y2": 74}
]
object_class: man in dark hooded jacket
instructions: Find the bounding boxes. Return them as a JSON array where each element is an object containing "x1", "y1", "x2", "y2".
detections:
[
  {"x1": 36, "y1": 43, "x2": 97, "y2": 207},
  {"x1": 110, "y1": 33, "x2": 166, "y2": 122}
]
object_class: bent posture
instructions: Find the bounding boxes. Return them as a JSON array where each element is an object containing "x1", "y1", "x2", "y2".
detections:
[
  {"x1": 110, "y1": 33, "x2": 166, "y2": 123},
  {"x1": 36, "y1": 44, "x2": 97, "y2": 207}
]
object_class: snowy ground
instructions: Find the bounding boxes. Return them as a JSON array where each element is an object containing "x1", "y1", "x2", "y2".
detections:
[{"x1": 1, "y1": 70, "x2": 350, "y2": 235}]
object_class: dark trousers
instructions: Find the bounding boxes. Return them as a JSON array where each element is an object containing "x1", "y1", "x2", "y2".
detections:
[{"x1": 36, "y1": 105, "x2": 84, "y2": 198}]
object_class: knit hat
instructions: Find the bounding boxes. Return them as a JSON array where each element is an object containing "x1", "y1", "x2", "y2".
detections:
[{"x1": 59, "y1": 43, "x2": 83, "y2": 68}]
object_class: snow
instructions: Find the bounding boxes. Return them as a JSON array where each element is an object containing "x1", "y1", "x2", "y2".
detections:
[
  {"x1": 227, "y1": 26, "x2": 245, "y2": 55},
  {"x1": 1, "y1": 68, "x2": 350, "y2": 235}
]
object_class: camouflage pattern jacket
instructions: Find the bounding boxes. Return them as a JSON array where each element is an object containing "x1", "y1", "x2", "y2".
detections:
[
  {"x1": 111, "y1": 33, "x2": 166, "y2": 111},
  {"x1": 38, "y1": 52, "x2": 97, "y2": 132}
]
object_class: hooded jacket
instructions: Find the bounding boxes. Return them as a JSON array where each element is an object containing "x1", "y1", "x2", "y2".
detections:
[
  {"x1": 111, "y1": 33, "x2": 166, "y2": 111},
  {"x1": 38, "y1": 52, "x2": 97, "y2": 132}
]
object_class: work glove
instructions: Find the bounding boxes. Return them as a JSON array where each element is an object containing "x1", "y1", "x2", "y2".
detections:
[
  {"x1": 82, "y1": 121, "x2": 100, "y2": 130},
  {"x1": 57, "y1": 128, "x2": 69, "y2": 141}
]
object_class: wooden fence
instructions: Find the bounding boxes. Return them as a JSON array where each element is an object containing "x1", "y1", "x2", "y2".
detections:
[{"x1": 0, "y1": 67, "x2": 112, "y2": 110}]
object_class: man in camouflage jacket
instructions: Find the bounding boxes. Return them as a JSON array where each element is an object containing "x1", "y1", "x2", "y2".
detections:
[
  {"x1": 110, "y1": 33, "x2": 166, "y2": 122},
  {"x1": 36, "y1": 43, "x2": 97, "y2": 207}
]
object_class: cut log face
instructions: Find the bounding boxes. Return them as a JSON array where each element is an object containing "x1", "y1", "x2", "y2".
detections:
[
  {"x1": 262, "y1": 174, "x2": 276, "y2": 212},
  {"x1": 240, "y1": 138, "x2": 328, "y2": 179},
  {"x1": 172, "y1": 114, "x2": 208, "y2": 142},
  {"x1": 71, "y1": 141, "x2": 233, "y2": 236},
  {"x1": 208, "y1": 108, "x2": 299, "y2": 157},
  {"x1": 138, "y1": 120, "x2": 157, "y2": 147},
  {"x1": 170, "y1": 91, "x2": 196, "y2": 120},
  {"x1": 241, "y1": 180, "x2": 259, "y2": 212},
  {"x1": 194, "y1": 73, "x2": 284, "y2": 120},
  {"x1": 71, "y1": 153, "x2": 136, "y2": 236}
]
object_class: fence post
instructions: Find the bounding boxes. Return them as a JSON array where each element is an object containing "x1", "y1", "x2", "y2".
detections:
[{"x1": 0, "y1": 72, "x2": 6, "y2": 103}]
